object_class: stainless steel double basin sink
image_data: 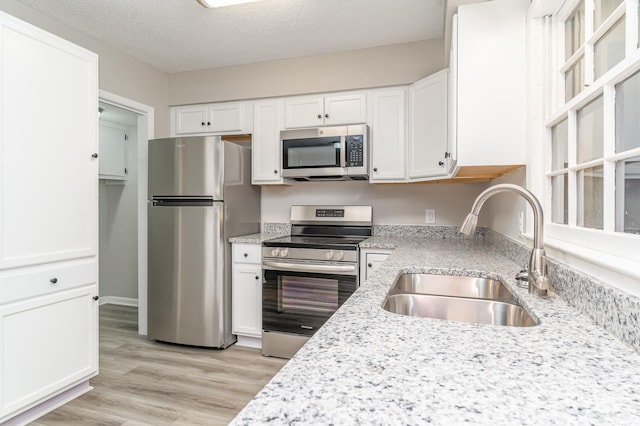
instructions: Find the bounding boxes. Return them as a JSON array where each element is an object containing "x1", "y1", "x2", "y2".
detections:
[{"x1": 382, "y1": 273, "x2": 537, "y2": 327}]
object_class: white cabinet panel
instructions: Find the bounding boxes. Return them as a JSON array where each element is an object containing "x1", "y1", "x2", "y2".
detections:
[
  {"x1": 454, "y1": 0, "x2": 528, "y2": 169},
  {"x1": 174, "y1": 105, "x2": 209, "y2": 134},
  {"x1": 232, "y1": 244, "x2": 262, "y2": 264},
  {"x1": 207, "y1": 102, "x2": 244, "y2": 133},
  {"x1": 284, "y1": 92, "x2": 366, "y2": 129},
  {"x1": 232, "y1": 264, "x2": 262, "y2": 338},
  {"x1": 369, "y1": 88, "x2": 407, "y2": 182},
  {"x1": 0, "y1": 285, "x2": 98, "y2": 421},
  {"x1": 360, "y1": 249, "x2": 392, "y2": 285},
  {"x1": 0, "y1": 16, "x2": 98, "y2": 270},
  {"x1": 174, "y1": 102, "x2": 248, "y2": 135},
  {"x1": 99, "y1": 123, "x2": 127, "y2": 180},
  {"x1": 408, "y1": 69, "x2": 449, "y2": 180},
  {"x1": 252, "y1": 99, "x2": 285, "y2": 184}
]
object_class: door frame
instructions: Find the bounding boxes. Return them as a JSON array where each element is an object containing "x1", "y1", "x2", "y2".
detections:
[{"x1": 99, "y1": 90, "x2": 154, "y2": 335}]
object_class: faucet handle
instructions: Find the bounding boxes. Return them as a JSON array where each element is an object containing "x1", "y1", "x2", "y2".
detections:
[{"x1": 515, "y1": 270, "x2": 529, "y2": 287}]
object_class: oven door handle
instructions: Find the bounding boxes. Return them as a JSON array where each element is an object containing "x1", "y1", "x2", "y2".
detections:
[{"x1": 263, "y1": 260, "x2": 357, "y2": 275}]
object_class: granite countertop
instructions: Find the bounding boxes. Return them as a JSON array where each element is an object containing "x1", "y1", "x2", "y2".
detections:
[
  {"x1": 228, "y1": 232, "x2": 287, "y2": 244},
  {"x1": 230, "y1": 237, "x2": 640, "y2": 425}
]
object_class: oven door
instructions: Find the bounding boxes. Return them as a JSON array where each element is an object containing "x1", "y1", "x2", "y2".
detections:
[{"x1": 262, "y1": 260, "x2": 358, "y2": 336}]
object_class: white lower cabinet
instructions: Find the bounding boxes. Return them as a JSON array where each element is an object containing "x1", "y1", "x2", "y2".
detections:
[
  {"x1": 360, "y1": 249, "x2": 392, "y2": 285},
  {"x1": 0, "y1": 284, "x2": 98, "y2": 422},
  {"x1": 232, "y1": 244, "x2": 262, "y2": 346}
]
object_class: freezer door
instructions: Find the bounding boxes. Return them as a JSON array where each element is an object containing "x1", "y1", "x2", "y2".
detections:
[
  {"x1": 148, "y1": 136, "x2": 223, "y2": 198},
  {"x1": 147, "y1": 201, "x2": 232, "y2": 347}
]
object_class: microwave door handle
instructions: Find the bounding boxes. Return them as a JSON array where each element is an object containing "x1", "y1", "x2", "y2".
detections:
[{"x1": 340, "y1": 136, "x2": 347, "y2": 168}]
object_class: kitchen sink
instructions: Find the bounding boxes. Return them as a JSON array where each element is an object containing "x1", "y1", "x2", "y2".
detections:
[{"x1": 382, "y1": 273, "x2": 538, "y2": 327}]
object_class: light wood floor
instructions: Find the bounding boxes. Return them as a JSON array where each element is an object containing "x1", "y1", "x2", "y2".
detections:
[{"x1": 32, "y1": 304, "x2": 286, "y2": 426}]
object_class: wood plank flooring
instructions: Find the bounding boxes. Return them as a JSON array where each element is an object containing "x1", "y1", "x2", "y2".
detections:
[{"x1": 32, "y1": 304, "x2": 286, "y2": 426}]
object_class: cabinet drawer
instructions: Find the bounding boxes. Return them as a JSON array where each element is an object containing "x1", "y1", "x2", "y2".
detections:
[
  {"x1": 0, "y1": 259, "x2": 97, "y2": 305},
  {"x1": 232, "y1": 244, "x2": 261, "y2": 264}
]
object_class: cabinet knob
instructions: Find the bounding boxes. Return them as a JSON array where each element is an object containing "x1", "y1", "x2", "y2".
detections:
[
  {"x1": 93, "y1": 295, "x2": 100, "y2": 301},
  {"x1": 274, "y1": 170, "x2": 278, "y2": 174},
  {"x1": 201, "y1": 122, "x2": 205, "y2": 126},
  {"x1": 438, "y1": 161, "x2": 444, "y2": 166},
  {"x1": 444, "y1": 152, "x2": 451, "y2": 158},
  {"x1": 91, "y1": 153, "x2": 99, "y2": 159},
  {"x1": 325, "y1": 114, "x2": 329, "y2": 118},
  {"x1": 255, "y1": 276, "x2": 260, "y2": 280},
  {"x1": 207, "y1": 121, "x2": 211, "y2": 126},
  {"x1": 50, "y1": 278, "x2": 58, "y2": 284},
  {"x1": 243, "y1": 253, "x2": 248, "y2": 257},
  {"x1": 367, "y1": 263, "x2": 373, "y2": 267},
  {"x1": 373, "y1": 167, "x2": 378, "y2": 172}
]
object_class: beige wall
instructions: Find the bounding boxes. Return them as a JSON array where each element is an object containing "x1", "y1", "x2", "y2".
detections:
[
  {"x1": 0, "y1": 0, "x2": 171, "y2": 138},
  {"x1": 169, "y1": 39, "x2": 445, "y2": 105}
]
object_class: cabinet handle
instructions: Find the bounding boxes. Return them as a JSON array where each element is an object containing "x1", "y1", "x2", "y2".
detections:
[
  {"x1": 91, "y1": 153, "x2": 99, "y2": 159},
  {"x1": 444, "y1": 152, "x2": 451, "y2": 158},
  {"x1": 274, "y1": 170, "x2": 278, "y2": 174},
  {"x1": 255, "y1": 276, "x2": 260, "y2": 280},
  {"x1": 201, "y1": 122, "x2": 205, "y2": 126},
  {"x1": 367, "y1": 263, "x2": 373, "y2": 267},
  {"x1": 438, "y1": 161, "x2": 444, "y2": 166},
  {"x1": 243, "y1": 253, "x2": 248, "y2": 257},
  {"x1": 373, "y1": 167, "x2": 378, "y2": 172},
  {"x1": 207, "y1": 121, "x2": 211, "y2": 126},
  {"x1": 93, "y1": 295, "x2": 100, "y2": 301},
  {"x1": 325, "y1": 114, "x2": 329, "y2": 118},
  {"x1": 317, "y1": 114, "x2": 322, "y2": 119},
  {"x1": 50, "y1": 278, "x2": 58, "y2": 284}
]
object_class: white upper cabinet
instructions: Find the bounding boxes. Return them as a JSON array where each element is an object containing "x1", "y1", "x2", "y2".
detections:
[
  {"x1": 99, "y1": 122, "x2": 127, "y2": 180},
  {"x1": 284, "y1": 92, "x2": 366, "y2": 129},
  {"x1": 173, "y1": 101, "x2": 252, "y2": 135},
  {"x1": 408, "y1": 69, "x2": 449, "y2": 180},
  {"x1": 0, "y1": 13, "x2": 98, "y2": 270},
  {"x1": 252, "y1": 99, "x2": 285, "y2": 185},
  {"x1": 452, "y1": 0, "x2": 528, "y2": 171},
  {"x1": 369, "y1": 88, "x2": 407, "y2": 183}
]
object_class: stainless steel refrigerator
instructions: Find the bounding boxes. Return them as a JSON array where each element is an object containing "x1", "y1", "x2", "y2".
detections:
[{"x1": 147, "y1": 136, "x2": 260, "y2": 348}]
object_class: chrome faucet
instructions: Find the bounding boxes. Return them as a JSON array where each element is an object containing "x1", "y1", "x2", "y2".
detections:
[{"x1": 460, "y1": 184, "x2": 550, "y2": 296}]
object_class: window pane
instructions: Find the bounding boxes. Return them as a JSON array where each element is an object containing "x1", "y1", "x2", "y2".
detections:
[
  {"x1": 616, "y1": 157, "x2": 640, "y2": 234},
  {"x1": 551, "y1": 174, "x2": 569, "y2": 224},
  {"x1": 594, "y1": 0, "x2": 623, "y2": 27},
  {"x1": 565, "y1": 56, "x2": 584, "y2": 101},
  {"x1": 551, "y1": 119, "x2": 569, "y2": 171},
  {"x1": 615, "y1": 69, "x2": 640, "y2": 152},
  {"x1": 594, "y1": 18, "x2": 626, "y2": 79},
  {"x1": 577, "y1": 96, "x2": 604, "y2": 163},
  {"x1": 577, "y1": 165, "x2": 604, "y2": 229},
  {"x1": 565, "y1": 2, "x2": 585, "y2": 59}
]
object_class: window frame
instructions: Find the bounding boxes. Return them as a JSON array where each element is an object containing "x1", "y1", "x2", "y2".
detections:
[{"x1": 537, "y1": 0, "x2": 640, "y2": 287}]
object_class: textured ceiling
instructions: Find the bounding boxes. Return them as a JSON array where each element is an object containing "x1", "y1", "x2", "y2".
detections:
[{"x1": 17, "y1": 0, "x2": 445, "y2": 74}]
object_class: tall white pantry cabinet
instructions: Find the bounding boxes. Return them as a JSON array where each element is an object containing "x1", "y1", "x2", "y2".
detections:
[{"x1": 0, "y1": 11, "x2": 99, "y2": 424}]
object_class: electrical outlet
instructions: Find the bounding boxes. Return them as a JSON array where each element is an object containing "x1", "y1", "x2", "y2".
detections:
[
  {"x1": 519, "y1": 211, "x2": 524, "y2": 234},
  {"x1": 425, "y1": 209, "x2": 436, "y2": 224}
]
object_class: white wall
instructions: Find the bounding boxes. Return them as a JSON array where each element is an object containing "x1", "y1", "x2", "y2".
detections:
[
  {"x1": 98, "y1": 121, "x2": 139, "y2": 301},
  {"x1": 262, "y1": 181, "x2": 490, "y2": 226},
  {"x1": 0, "y1": 0, "x2": 170, "y2": 138},
  {"x1": 169, "y1": 39, "x2": 445, "y2": 105}
]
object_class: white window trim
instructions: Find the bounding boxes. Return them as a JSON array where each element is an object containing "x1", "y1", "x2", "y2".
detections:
[{"x1": 527, "y1": 0, "x2": 640, "y2": 295}]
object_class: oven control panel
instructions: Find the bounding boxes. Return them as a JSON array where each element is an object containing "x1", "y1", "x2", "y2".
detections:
[{"x1": 315, "y1": 208, "x2": 345, "y2": 218}]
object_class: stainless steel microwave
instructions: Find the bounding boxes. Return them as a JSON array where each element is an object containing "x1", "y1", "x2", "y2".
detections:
[{"x1": 280, "y1": 124, "x2": 369, "y2": 181}]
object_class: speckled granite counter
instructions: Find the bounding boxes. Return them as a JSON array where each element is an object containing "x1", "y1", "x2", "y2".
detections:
[{"x1": 230, "y1": 237, "x2": 640, "y2": 425}]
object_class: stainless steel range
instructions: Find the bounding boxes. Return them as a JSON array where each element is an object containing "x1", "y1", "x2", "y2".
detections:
[{"x1": 262, "y1": 205, "x2": 373, "y2": 359}]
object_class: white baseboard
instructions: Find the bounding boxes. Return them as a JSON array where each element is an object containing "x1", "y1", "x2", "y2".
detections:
[
  {"x1": 2, "y1": 381, "x2": 92, "y2": 426},
  {"x1": 99, "y1": 296, "x2": 138, "y2": 307},
  {"x1": 236, "y1": 335, "x2": 262, "y2": 349}
]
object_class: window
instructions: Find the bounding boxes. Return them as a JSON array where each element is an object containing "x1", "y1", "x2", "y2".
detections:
[{"x1": 542, "y1": 0, "x2": 640, "y2": 282}]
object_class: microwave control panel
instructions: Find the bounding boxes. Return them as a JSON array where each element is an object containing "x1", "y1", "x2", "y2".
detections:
[{"x1": 345, "y1": 135, "x2": 364, "y2": 167}]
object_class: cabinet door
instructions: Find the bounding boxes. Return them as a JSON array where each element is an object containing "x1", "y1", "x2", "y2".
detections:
[
  {"x1": 232, "y1": 264, "x2": 262, "y2": 337},
  {"x1": 99, "y1": 123, "x2": 127, "y2": 180},
  {"x1": 284, "y1": 96, "x2": 324, "y2": 129},
  {"x1": 369, "y1": 89, "x2": 407, "y2": 182},
  {"x1": 175, "y1": 105, "x2": 208, "y2": 134},
  {"x1": 252, "y1": 100, "x2": 285, "y2": 184},
  {"x1": 323, "y1": 93, "x2": 367, "y2": 126},
  {"x1": 0, "y1": 16, "x2": 98, "y2": 270},
  {"x1": 408, "y1": 69, "x2": 449, "y2": 180},
  {"x1": 207, "y1": 102, "x2": 243, "y2": 133},
  {"x1": 0, "y1": 285, "x2": 98, "y2": 421},
  {"x1": 360, "y1": 251, "x2": 391, "y2": 285},
  {"x1": 455, "y1": 0, "x2": 527, "y2": 167}
]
